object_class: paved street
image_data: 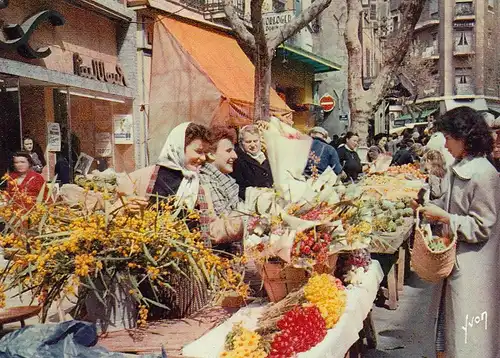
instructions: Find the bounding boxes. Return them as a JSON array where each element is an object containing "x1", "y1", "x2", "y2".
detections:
[{"x1": 364, "y1": 273, "x2": 437, "y2": 358}]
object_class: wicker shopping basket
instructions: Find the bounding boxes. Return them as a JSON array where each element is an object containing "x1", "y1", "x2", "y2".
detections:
[{"x1": 410, "y1": 209, "x2": 456, "y2": 283}]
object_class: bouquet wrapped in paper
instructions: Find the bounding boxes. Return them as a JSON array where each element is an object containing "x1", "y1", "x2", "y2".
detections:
[
  {"x1": 263, "y1": 117, "x2": 312, "y2": 201},
  {"x1": 242, "y1": 170, "x2": 371, "y2": 270}
]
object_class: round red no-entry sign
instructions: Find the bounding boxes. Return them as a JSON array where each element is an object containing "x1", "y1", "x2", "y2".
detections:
[{"x1": 320, "y1": 94, "x2": 335, "y2": 112}]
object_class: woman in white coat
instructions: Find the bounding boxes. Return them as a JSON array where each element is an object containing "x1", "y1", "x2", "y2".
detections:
[{"x1": 418, "y1": 106, "x2": 500, "y2": 357}]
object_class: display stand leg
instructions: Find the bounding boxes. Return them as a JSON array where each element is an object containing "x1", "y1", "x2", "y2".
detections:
[
  {"x1": 397, "y1": 246, "x2": 406, "y2": 292},
  {"x1": 345, "y1": 339, "x2": 363, "y2": 358},
  {"x1": 363, "y1": 311, "x2": 377, "y2": 349},
  {"x1": 386, "y1": 264, "x2": 398, "y2": 310}
]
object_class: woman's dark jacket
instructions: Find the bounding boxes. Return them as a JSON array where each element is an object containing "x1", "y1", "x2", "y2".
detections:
[
  {"x1": 230, "y1": 146, "x2": 273, "y2": 200},
  {"x1": 149, "y1": 166, "x2": 183, "y2": 201},
  {"x1": 336, "y1": 145, "x2": 362, "y2": 181}
]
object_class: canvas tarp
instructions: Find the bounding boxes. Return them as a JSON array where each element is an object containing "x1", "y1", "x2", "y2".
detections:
[{"x1": 148, "y1": 17, "x2": 292, "y2": 162}]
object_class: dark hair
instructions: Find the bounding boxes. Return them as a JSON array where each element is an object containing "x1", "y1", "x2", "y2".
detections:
[
  {"x1": 373, "y1": 133, "x2": 387, "y2": 146},
  {"x1": 345, "y1": 132, "x2": 359, "y2": 140},
  {"x1": 435, "y1": 106, "x2": 494, "y2": 157},
  {"x1": 208, "y1": 126, "x2": 237, "y2": 152},
  {"x1": 12, "y1": 151, "x2": 33, "y2": 167},
  {"x1": 185, "y1": 123, "x2": 210, "y2": 147}
]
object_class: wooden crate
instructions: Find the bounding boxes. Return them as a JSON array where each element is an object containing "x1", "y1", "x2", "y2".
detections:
[{"x1": 256, "y1": 262, "x2": 308, "y2": 302}]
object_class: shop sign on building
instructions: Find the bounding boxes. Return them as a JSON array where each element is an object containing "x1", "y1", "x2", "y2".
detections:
[
  {"x1": 114, "y1": 115, "x2": 133, "y2": 144},
  {"x1": 0, "y1": 5, "x2": 65, "y2": 59},
  {"x1": 262, "y1": 11, "x2": 294, "y2": 34},
  {"x1": 47, "y1": 123, "x2": 61, "y2": 152},
  {"x1": 73, "y1": 53, "x2": 127, "y2": 86},
  {"x1": 453, "y1": 21, "x2": 474, "y2": 29}
]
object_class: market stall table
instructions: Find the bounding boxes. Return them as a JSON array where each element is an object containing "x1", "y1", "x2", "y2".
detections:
[
  {"x1": 182, "y1": 261, "x2": 384, "y2": 358},
  {"x1": 98, "y1": 306, "x2": 237, "y2": 356},
  {"x1": 369, "y1": 217, "x2": 414, "y2": 309}
]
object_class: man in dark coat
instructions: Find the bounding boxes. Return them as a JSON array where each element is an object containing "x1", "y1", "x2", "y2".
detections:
[
  {"x1": 304, "y1": 127, "x2": 342, "y2": 176},
  {"x1": 230, "y1": 125, "x2": 273, "y2": 200}
]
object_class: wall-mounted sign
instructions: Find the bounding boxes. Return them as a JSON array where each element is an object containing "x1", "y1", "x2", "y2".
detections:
[
  {"x1": 319, "y1": 94, "x2": 336, "y2": 112},
  {"x1": 73, "y1": 53, "x2": 127, "y2": 86},
  {"x1": 47, "y1": 123, "x2": 61, "y2": 152},
  {"x1": 262, "y1": 11, "x2": 294, "y2": 34},
  {"x1": 95, "y1": 132, "x2": 113, "y2": 157},
  {"x1": 453, "y1": 21, "x2": 474, "y2": 29},
  {"x1": 114, "y1": 115, "x2": 133, "y2": 144},
  {"x1": 0, "y1": 6, "x2": 65, "y2": 59}
]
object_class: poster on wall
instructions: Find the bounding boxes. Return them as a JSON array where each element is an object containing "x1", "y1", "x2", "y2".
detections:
[
  {"x1": 74, "y1": 153, "x2": 94, "y2": 176},
  {"x1": 95, "y1": 132, "x2": 113, "y2": 157},
  {"x1": 47, "y1": 123, "x2": 61, "y2": 152},
  {"x1": 114, "y1": 115, "x2": 133, "y2": 144}
]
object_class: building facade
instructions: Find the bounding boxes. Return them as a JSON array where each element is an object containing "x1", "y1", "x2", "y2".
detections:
[
  {"x1": 128, "y1": 0, "x2": 340, "y2": 160},
  {"x1": 0, "y1": 0, "x2": 140, "y2": 179},
  {"x1": 389, "y1": 0, "x2": 500, "y2": 121},
  {"x1": 313, "y1": 0, "x2": 387, "y2": 136}
]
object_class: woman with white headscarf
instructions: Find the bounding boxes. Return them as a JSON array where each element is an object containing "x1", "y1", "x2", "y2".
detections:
[
  {"x1": 147, "y1": 122, "x2": 242, "y2": 246},
  {"x1": 148, "y1": 122, "x2": 210, "y2": 209}
]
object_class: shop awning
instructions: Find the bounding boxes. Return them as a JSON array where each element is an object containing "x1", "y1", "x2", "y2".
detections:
[
  {"x1": 148, "y1": 17, "x2": 292, "y2": 161},
  {"x1": 397, "y1": 108, "x2": 438, "y2": 122},
  {"x1": 444, "y1": 99, "x2": 488, "y2": 112},
  {"x1": 276, "y1": 44, "x2": 341, "y2": 74}
]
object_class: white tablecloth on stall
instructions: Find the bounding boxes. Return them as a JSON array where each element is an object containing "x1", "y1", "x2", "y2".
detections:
[{"x1": 182, "y1": 260, "x2": 384, "y2": 358}]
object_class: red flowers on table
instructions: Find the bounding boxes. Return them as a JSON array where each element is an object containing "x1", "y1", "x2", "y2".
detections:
[{"x1": 268, "y1": 305, "x2": 327, "y2": 358}]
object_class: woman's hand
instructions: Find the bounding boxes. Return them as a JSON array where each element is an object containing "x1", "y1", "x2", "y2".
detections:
[{"x1": 420, "y1": 204, "x2": 450, "y2": 224}]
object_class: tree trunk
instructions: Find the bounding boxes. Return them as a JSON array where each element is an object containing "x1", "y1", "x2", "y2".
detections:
[
  {"x1": 254, "y1": 53, "x2": 272, "y2": 122},
  {"x1": 349, "y1": 104, "x2": 371, "y2": 144},
  {"x1": 344, "y1": 0, "x2": 425, "y2": 144}
]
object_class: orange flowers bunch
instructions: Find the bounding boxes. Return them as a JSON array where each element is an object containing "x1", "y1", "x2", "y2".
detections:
[{"x1": 0, "y1": 191, "x2": 248, "y2": 323}]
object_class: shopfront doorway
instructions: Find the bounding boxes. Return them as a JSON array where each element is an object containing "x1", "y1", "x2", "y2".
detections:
[{"x1": 0, "y1": 75, "x2": 21, "y2": 182}]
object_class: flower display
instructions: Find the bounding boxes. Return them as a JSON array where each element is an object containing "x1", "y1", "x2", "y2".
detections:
[
  {"x1": 0, "y1": 188, "x2": 248, "y2": 322},
  {"x1": 292, "y1": 229, "x2": 332, "y2": 264},
  {"x1": 268, "y1": 305, "x2": 327, "y2": 358},
  {"x1": 221, "y1": 323, "x2": 268, "y2": 358},
  {"x1": 304, "y1": 274, "x2": 347, "y2": 329}
]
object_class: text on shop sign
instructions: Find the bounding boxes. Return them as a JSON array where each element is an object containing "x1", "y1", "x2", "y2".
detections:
[
  {"x1": 73, "y1": 53, "x2": 127, "y2": 86},
  {"x1": 263, "y1": 11, "x2": 294, "y2": 34}
]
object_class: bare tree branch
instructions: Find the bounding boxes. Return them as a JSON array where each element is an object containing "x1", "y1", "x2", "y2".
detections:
[
  {"x1": 369, "y1": 0, "x2": 425, "y2": 104},
  {"x1": 267, "y1": 0, "x2": 333, "y2": 52},
  {"x1": 224, "y1": 0, "x2": 256, "y2": 50}
]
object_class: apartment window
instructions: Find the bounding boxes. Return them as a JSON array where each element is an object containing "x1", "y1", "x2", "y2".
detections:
[
  {"x1": 393, "y1": 15, "x2": 399, "y2": 31},
  {"x1": 455, "y1": 67, "x2": 474, "y2": 94},
  {"x1": 370, "y1": 3, "x2": 377, "y2": 20},
  {"x1": 457, "y1": 32, "x2": 469, "y2": 46},
  {"x1": 455, "y1": 30, "x2": 473, "y2": 51},
  {"x1": 429, "y1": 0, "x2": 439, "y2": 16}
]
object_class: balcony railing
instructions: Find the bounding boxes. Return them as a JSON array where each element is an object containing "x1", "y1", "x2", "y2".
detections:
[
  {"x1": 422, "y1": 46, "x2": 439, "y2": 58},
  {"x1": 455, "y1": 83, "x2": 475, "y2": 95},
  {"x1": 455, "y1": 4, "x2": 474, "y2": 17},
  {"x1": 178, "y1": 0, "x2": 245, "y2": 16},
  {"x1": 454, "y1": 44, "x2": 474, "y2": 54}
]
